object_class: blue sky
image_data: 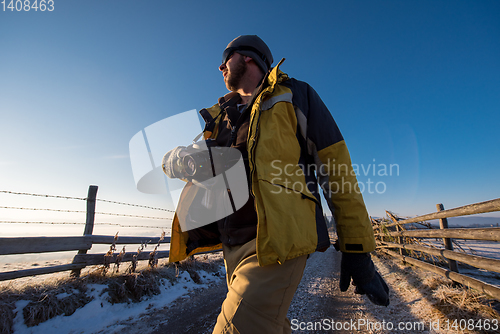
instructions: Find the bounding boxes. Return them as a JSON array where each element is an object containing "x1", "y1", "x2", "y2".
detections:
[{"x1": 1, "y1": 0, "x2": 499, "y2": 237}]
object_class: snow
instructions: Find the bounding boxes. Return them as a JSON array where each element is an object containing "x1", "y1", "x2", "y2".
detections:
[
  {"x1": 55, "y1": 292, "x2": 71, "y2": 300},
  {"x1": 411, "y1": 239, "x2": 500, "y2": 287},
  {"x1": 454, "y1": 240, "x2": 500, "y2": 260},
  {"x1": 11, "y1": 268, "x2": 224, "y2": 334}
]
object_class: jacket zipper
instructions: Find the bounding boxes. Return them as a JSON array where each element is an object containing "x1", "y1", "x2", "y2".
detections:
[{"x1": 248, "y1": 97, "x2": 264, "y2": 185}]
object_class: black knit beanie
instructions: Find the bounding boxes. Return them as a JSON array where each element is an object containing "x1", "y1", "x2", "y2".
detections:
[{"x1": 222, "y1": 35, "x2": 274, "y2": 74}]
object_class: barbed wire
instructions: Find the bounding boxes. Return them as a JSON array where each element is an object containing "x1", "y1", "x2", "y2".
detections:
[
  {"x1": 0, "y1": 190, "x2": 86, "y2": 201},
  {"x1": 0, "y1": 221, "x2": 170, "y2": 229},
  {"x1": 0, "y1": 190, "x2": 176, "y2": 213},
  {"x1": 95, "y1": 198, "x2": 175, "y2": 213},
  {"x1": 0, "y1": 206, "x2": 172, "y2": 220}
]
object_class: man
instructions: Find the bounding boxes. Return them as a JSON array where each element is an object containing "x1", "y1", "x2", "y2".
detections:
[{"x1": 163, "y1": 35, "x2": 389, "y2": 334}]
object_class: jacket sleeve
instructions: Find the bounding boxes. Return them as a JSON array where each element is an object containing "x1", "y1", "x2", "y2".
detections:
[{"x1": 288, "y1": 79, "x2": 376, "y2": 253}]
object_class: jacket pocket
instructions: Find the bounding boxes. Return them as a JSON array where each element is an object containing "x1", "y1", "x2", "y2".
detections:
[{"x1": 254, "y1": 179, "x2": 318, "y2": 262}]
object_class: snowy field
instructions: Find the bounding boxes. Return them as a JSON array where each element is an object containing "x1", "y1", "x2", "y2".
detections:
[{"x1": 3, "y1": 254, "x2": 226, "y2": 334}]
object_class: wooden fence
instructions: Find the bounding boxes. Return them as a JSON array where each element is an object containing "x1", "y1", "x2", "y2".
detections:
[
  {"x1": 373, "y1": 198, "x2": 500, "y2": 301},
  {"x1": 0, "y1": 185, "x2": 173, "y2": 282},
  {"x1": 2, "y1": 185, "x2": 500, "y2": 304}
]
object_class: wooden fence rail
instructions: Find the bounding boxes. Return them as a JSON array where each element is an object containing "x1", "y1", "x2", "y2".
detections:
[
  {"x1": 374, "y1": 227, "x2": 500, "y2": 241},
  {"x1": 374, "y1": 199, "x2": 500, "y2": 301},
  {"x1": 379, "y1": 248, "x2": 500, "y2": 301},
  {"x1": 0, "y1": 235, "x2": 171, "y2": 256},
  {"x1": 0, "y1": 236, "x2": 93, "y2": 255},
  {"x1": 378, "y1": 198, "x2": 500, "y2": 228},
  {"x1": 378, "y1": 241, "x2": 500, "y2": 273},
  {"x1": 0, "y1": 185, "x2": 178, "y2": 282}
]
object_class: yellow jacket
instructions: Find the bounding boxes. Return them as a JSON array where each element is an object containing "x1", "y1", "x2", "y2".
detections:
[{"x1": 169, "y1": 59, "x2": 376, "y2": 266}]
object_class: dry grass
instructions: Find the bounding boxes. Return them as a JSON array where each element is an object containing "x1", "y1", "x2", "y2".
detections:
[
  {"x1": 22, "y1": 284, "x2": 92, "y2": 327},
  {"x1": 0, "y1": 298, "x2": 16, "y2": 334},
  {"x1": 0, "y1": 252, "x2": 223, "y2": 333},
  {"x1": 430, "y1": 279, "x2": 500, "y2": 320},
  {"x1": 0, "y1": 278, "x2": 92, "y2": 331},
  {"x1": 104, "y1": 269, "x2": 162, "y2": 304},
  {"x1": 425, "y1": 277, "x2": 500, "y2": 334},
  {"x1": 84, "y1": 251, "x2": 223, "y2": 305},
  {"x1": 374, "y1": 251, "x2": 500, "y2": 334}
]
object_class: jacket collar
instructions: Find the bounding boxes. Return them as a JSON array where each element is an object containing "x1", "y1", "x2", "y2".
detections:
[{"x1": 265, "y1": 58, "x2": 288, "y2": 89}]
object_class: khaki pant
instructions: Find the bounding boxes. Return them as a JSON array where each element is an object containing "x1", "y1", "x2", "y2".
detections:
[{"x1": 212, "y1": 239, "x2": 307, "y2": 334}]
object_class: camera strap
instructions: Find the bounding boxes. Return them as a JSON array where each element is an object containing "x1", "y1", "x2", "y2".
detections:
[
  {"x1": 192, "y1": 107, "x2": 226, "y2": 143},
  {"x1": 194, "y1": 93, "x2": 242, "y2": 144}
]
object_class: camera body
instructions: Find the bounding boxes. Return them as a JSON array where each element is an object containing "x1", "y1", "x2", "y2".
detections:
[
  {"x1": 163, "y1": 139, "x2": 241, "y2": 183},
  {"x1": 161, "y1": 139, "x2": 249, "y2": 231}
]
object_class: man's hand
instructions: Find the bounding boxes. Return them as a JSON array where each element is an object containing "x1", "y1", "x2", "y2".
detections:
[{"x1": 339, "y1": 252, "x2": 390, "y2": 306}]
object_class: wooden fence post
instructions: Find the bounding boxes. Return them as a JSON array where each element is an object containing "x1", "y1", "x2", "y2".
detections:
[
  {"x1": 436, "y1": 203, "x2": 459, "y2": 273},
  {"x1": 71, "y1": 185, "x2": 98, "y2": 277},
  {"x1": 395, "y1": 224, "x2": 406, "y2": 256},
  {"x1": 386, "y1": 211, "x2": 407, "y2": 257},
  {"x1": 370, "y1": 217, "x2": 380, "y2": 244}
]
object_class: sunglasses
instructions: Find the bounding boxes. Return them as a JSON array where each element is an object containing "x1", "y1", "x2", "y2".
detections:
[{"x1": 222, "y1": 46, "x2": 270, "y2": 68}]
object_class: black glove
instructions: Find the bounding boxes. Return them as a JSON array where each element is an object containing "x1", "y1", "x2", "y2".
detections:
[{"x1": 339, "y1": 252, "x2": 390, "y2": 306}]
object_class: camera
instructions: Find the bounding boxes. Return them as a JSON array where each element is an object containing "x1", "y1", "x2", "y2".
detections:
[
  {"x1": 161, "y1": 139, "x2": 249, "y2": 231},
  {"x1": 162, "y1": 139, "x2": 242, "y2": 183}
]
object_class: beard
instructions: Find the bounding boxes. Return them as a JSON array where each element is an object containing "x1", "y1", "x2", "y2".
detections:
[{"x1": 226, "y1": 56, "x2": 248, "y2": 91}]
